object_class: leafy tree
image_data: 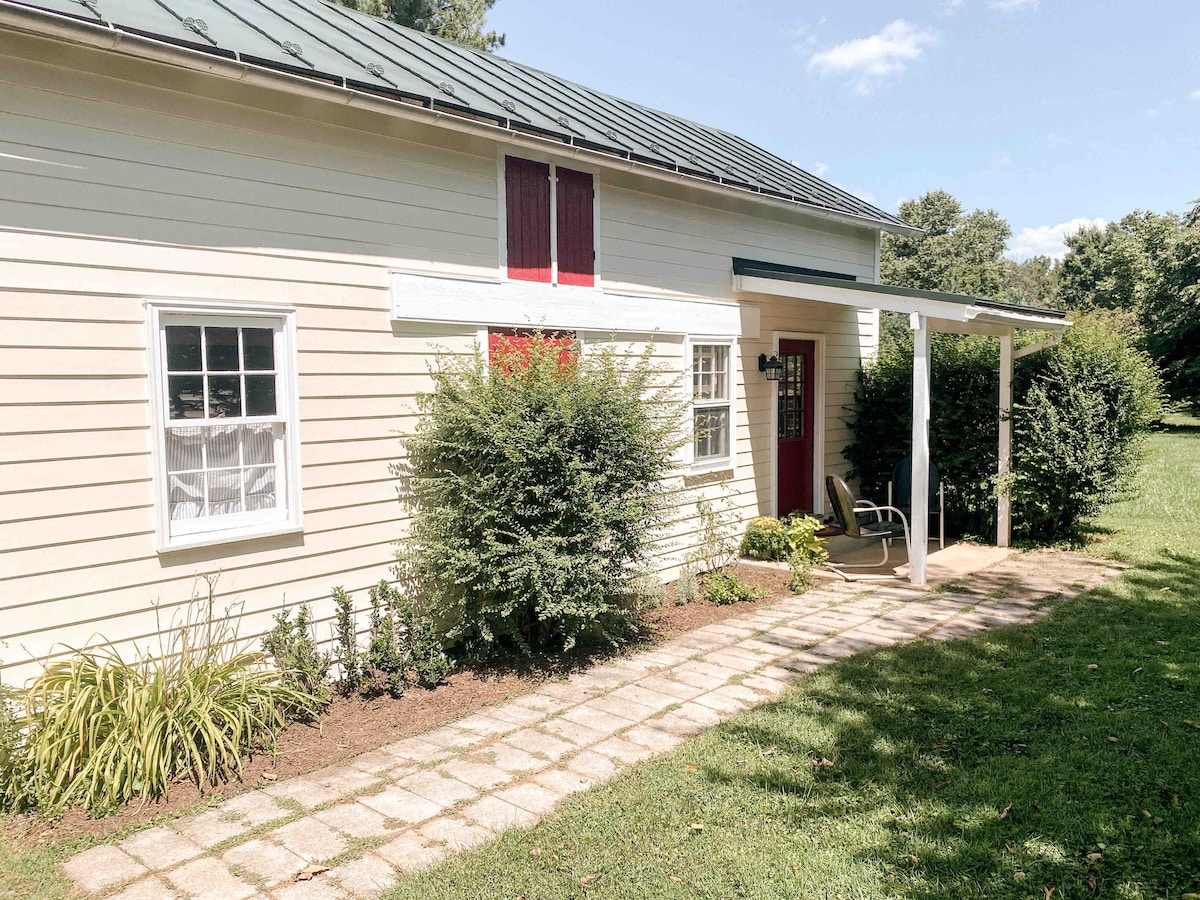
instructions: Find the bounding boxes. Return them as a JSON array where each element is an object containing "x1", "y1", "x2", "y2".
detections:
[
  {"x1": 881, "y1": 190, "x2": 1011, "y2": 298},
  {"x1": 1141, "y1": 223, "x2": 1200, "y2": 402},
  {"x1": 333, "y1": 0, "x2": 505, "y2": 51},
  {"x1": 1055, "y1": 207, "x2": 1199, "y2": 403},
  {"x1": 999, "y1": 255, "x2": 1061, "y2": 309},
  {"x1": 878, "y1": 190, "x2": 1013, "y2": 351}
]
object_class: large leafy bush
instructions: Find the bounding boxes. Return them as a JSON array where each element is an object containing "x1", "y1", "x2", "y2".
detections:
[
  {"x1": 403, "y1": 334, "x2": 682, "y2": 658},
  {"x1": 845, "y1": 333, "x2": 1002, "y2": 537},
  {"x1": 844, "y1": 314, "x2": 1162, "y2": 542},
  {"x1": 1008, "y1": 313, "x2": 1165, "y2": 540}
]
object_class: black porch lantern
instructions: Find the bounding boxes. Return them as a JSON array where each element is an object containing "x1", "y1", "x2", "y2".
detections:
[{"x1": 758, "y1": 353, "x2": 784, "y2": 381}]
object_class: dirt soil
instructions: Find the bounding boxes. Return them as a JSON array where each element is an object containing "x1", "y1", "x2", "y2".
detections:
[{"x1": 8, "y1": 564, "x2": 791, "y2": 848}]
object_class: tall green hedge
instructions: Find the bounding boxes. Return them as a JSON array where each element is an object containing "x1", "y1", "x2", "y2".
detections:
[
  {"x1": 844, "y1": 314, "x2": 1163, "y2": 542},
  {"x1": 402, "y1": 334, "x2": 683, "y2": 658}
]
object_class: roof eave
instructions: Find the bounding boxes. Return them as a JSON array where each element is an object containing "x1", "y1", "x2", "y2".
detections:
[
  {"x1": 0, "y1": 0, "x2": 920, "y2": 237},
  {"x1": 734, "y1": 271, "x2": 1070, "y2": 332}
]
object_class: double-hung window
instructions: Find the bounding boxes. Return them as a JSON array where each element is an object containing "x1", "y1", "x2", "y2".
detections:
[
  {"x1": 148, "y1": 303, "x2": 301, "y2": 551},
  {"x1": 691, "y1": 341, "x2": 734, "y2": 468},
  {"x1": 504, "y1": 156, "x2": 595, "y2": 287}
]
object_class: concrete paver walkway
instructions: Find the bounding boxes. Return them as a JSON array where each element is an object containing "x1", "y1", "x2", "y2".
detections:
[{"x1": 62, "y1": 551, "x2": 1125, "y2": 900}]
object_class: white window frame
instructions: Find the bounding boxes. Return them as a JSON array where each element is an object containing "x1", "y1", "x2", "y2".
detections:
[
  {"x1": 686, "y1": 336, "x2": 736, "y2": 473},
  {"x1": 146, "y1": 300, "x2": 303, "y2": 553},
  {"x1": 496, "y1": 150, "x2": 602, "y2": 290}
]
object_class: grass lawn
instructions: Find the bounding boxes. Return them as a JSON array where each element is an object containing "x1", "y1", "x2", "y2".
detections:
[
  {"x1": 381, "y1": 418, "x2": 1200, "y2": 900},
  {"x1": 3, "y1": 420, "x2": 1198, "y2": 900}
]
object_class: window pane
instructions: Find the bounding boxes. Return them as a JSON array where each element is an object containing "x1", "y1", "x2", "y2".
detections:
[
  {"x1": 205, "y1": 427, "x2": 240, "y2": 469},
  {"x1": 243, "y1": 424, "x2": 276, "y2": 465},
  {"x1": 207, "y1": 375, "x2": 242, "y2": 418},
  {"x1": 167, "y1": 375, "x2": 205, "y2": 420},
  {"x1": 168, "y1": 471, "x2": 204, "y2": 521},
  {"x1": 205, "y1": 327, "x2": 239, "y2": 371},
  {"x1": 694, "y1": 407, "x2": 730, "y2": 461},
  {"x1": 206, "y1": 469, "x2": 243, "y2": 516},
  {"x1": 165, "y1": 326, "x2": 201, "y2": 371},
  {"x1": 692, "y1": 345, "x2": 728, "y2": 401},
  {"x1": 165, "y1": 427, "x2": 204, "y2": 472},
  {"x1": 245, "y1": 374, "x2": 277, "y2": 417},
  {"x1": 243, "y1": 328, "x2": 275, "y2": 370},
  {"x1": 244, "y1": 466, "x2": 277, "y2": 511}
]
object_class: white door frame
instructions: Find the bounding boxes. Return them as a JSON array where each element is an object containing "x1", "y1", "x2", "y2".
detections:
[{"x1": 769, "y1": 331, "x2": 826, "y2": 519}]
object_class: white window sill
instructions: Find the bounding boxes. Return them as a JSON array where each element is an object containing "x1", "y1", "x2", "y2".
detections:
[
  {"x1": 686, "y1": 459, "x2": 735, "y2": 476},
  {"x1": 157, "y1": 522, "x2": 304, "y2": 554}
]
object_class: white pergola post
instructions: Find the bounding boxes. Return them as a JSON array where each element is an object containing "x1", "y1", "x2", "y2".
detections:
[
  {"x1": 997, "y1": 331, "x2": 1014, "y2": 548},
  {"x1": 909, "y1": 313, "x2": 931, "y2": 586}
]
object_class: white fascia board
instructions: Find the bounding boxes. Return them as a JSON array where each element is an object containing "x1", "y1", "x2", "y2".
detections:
[
  {"x1": 392, "y1": 271, "x2": 758, "y2": 338},
  {"x1": 735, "y1": 274, "x2": 1071, "y2": 334},
  {"x1": 735, "y1": 274, "x2": 975, "y2": 323}
]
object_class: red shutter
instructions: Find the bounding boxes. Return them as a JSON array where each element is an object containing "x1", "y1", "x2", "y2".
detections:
[
  {"x1": 505, "y1": 157, "x2": 551, "y2": 283},
  {"x1": 555, "y1": 167, "x2": 595, "y2": 287},
  {"x1": 488, "y1": 328, "x2": 576, "y2": 373}
]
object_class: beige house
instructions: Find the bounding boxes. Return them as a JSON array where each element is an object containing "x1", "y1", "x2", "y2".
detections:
[{"x1": 2, "y1": 0, "x2": 1050, "y2": 686}]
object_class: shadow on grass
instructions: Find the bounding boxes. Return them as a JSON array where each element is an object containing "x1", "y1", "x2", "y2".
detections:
[
  {"x1": 1157, "y1": 418, "x2": 1200, "y2": 435},
  {"x1": 709, "y1": 551, "x2": 1200, "y2": 899}
]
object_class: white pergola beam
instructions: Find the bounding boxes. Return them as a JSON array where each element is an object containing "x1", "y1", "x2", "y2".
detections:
[
  {"x1": 909, "y1": 313, "x2": 931, "y2": 586},
  {"x1": 997, "y1": 332, "x2": 1014, "y2": 548}
]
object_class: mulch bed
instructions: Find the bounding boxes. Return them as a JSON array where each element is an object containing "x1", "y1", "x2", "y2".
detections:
[{"x1": 8, "y1": 563, "x2": 791, "y2": 847}]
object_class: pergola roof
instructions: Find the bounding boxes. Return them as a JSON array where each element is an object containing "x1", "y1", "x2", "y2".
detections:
[
  {"x1": 2, "y1": 0, "x2": 916, "y2": 235},
  {"x1": 733, "y1": 262, "x2": 1070, "y2": 335}
]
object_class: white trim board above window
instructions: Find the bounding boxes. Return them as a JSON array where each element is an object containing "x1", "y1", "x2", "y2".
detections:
[
  {"x1": 390, "y1": 271, "x2": 760, "y2": 338},
  {"x1": 146, "y1": 301, "x2": 303, "y2": 553}
]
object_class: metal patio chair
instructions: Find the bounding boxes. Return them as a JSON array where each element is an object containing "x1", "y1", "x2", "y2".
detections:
[
  {"x1": 823, "y1": 474, "x2": 911, "y2": 580},
  {"x1": 887, "y1": 458, "x2": 945, "y2": 549}
]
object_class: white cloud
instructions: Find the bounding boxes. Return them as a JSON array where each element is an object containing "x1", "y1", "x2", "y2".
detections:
[
  {"x1": 992, "y1": 0, "x2": 1038, "y2": 10},
  {"x1": 1190, "y1": 89, "x2": 1200, "y2": 100},
  {"x1": 813, "y1": 162, "x2": 830, "y2": 177},
  {"x1": 1006, "y1": 217, "x2": 1107, "y2": 262},
  {"x1": 807, "y1": 20, "x2": 937, "y2": 93},
  {"x1": 941, "y1": 0, "x2": 964, "y2": 14}
]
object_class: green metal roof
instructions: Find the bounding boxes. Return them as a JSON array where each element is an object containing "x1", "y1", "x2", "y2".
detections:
[
  {"x1": 2, "y1": 0, "x2": 913, "y2": 232},
  {"x1": 732, "y1": 258, "x2": 1069, "y2": 320}
]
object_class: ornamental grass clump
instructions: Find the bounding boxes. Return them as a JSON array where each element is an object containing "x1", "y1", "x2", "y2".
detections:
[
  {"x1": 403, "y1": 333, "x2": 684, "y2": 658},
  {"x1": 17, "y1": 601, "x2": 316, "y2": 815}
]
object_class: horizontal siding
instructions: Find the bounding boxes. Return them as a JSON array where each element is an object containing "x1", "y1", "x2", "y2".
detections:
[{"x1": 0, "y1": 32, "x2": 879, "y2": 685}]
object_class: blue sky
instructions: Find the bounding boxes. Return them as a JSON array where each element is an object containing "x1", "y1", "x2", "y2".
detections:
[{"x1": 486, "y1": 0, "x2": 1199, "y2": 261}]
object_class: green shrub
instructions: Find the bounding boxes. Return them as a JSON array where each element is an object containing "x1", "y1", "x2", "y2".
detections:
[
  {"x1": 702, "y1": 571, "x2": 762, "y2": 605},
  {"x1": 786, "y1": 551, "x2": 815, "y2": 593},
  {"x1": 674, "y1": 566, "x2": 700, "y2": 605},
  {"x1": 784, "y1": 514, "x2": 829, "y2": 566},
  {"x1": 19, "y1": 611, "x2": 314, "y2": 815},
  {"x1": 844, "y1": 316, "x2": 1163, "y2": 543},
  {"x1": 0, "y1": 670, "x2": 31, "y2": 812},
  {"x1": 845, "y1": 332, "x2": 1002, "y2": 538},
  {"x1": 741, "y1": 516, "x2": 790, "y2": 560},
  {"x1": 262, "y1": 603, "x2": 330, "y2": 714},
  {"x1": 631, "y1": 574, "x2": 667, "y2": 612},
  {"x1": 332, "y1": 586, "x2": 361, "y2": 696},
  {"x1": 1008, "y1": 313, "x2": 1165, "y2": 540},
  {"x1": 403, "y1": 334, "x2": 683, "y2": 658},
  {"x1": 741, "y1": 514, "x2": 829, "y2": 564},
  {"x1": 686, "y1": 497, "x2": 741, "y2": 572},
  {"x1": 330, "y1": 582, "x2": 453, "y2": 699}
]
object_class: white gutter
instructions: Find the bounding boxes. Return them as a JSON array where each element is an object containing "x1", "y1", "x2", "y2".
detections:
[{"x1": 0, "y1": 1, "x2": 921, "y2": 238}]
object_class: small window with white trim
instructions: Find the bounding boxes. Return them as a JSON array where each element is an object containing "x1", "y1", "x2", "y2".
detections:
[
  {"x1": 691, "y1": 341, "x2": 733, "y2": 467},
  {"x1": 149, "y1": 305, "x2": 301, "y2": 551}
]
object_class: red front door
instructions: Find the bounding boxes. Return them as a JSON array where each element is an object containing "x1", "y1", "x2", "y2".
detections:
[{"x1": 776, "y1": 339, "x2": 816, "y2": 517}]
